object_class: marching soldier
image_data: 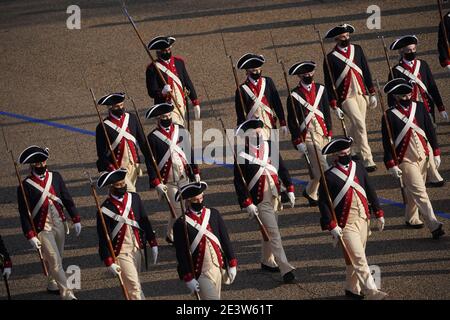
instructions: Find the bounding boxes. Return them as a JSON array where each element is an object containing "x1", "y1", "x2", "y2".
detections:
[
  {"x1": 233, "y1": 119, "x2": 296, "y2": 284},
  {"x1": 17, "y1": 146, "x2": 81, "y2": 300},
  {"x1": 382, "y1": 78, "x2": 445, "y2": 238},
  {"x1": 95, "y1": 92, "x2": 156, "y2": 193},
  {"x1": 388, "y1": 35, "x2": 447, "y2": 187},
  {"x1": 0, "y1": 235, "x2": 12, "y2": 281},
  {"x1": 145, "y1": 36, "x2": 201, "y2": 126},
  {"x1": 318, "y1": 137, "x2": 387, "y2": 300},
  {"x1": 438, "y1": 11, "x2": 450, "y2": 71},
  {"x1": 235, "y1": 53, "x2": 288, "y2": 141},
  {"x1": 287, "y1": 60, "x2": 332, "y2": 206},
  {"x1": 145, "y1": 103, "x2": 201, "y2": 244},
  {"x1": 173, "y1": 181, "x2": 237, "y2": 300},
  {"x1": 323, "y1": 24, "x2": 378, "y2": 172},
  {"x1": 96, "y1": 168, "x2": 159, "y2": 300}
]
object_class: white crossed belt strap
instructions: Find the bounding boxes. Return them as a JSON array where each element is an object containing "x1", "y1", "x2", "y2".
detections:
[
  {"x1": 330, "y1": 161, "x2": 367, "y2": 208},
  {"x1": 332, "y1": 45, "x2": 364, "y2": 88},
  {"x1": 395, "y1": 61, "x2": 430, "y2": 98},
  {"x1": 103, "y1": 193, "x2": 139, "y2": 239},
  {"x1": 153, "y1": 125, "x2": 188, "y2": 171},
  {"x1": 239, "y1": 142, "x2": 278, "y2": 191},
  {"x1": 186, "y1": 209, "x2": 222, "y2": 253},
  {"x1": 391, "y1": 102, "x2": 427, "y2": 149},
  {"x1": 241, "y1": 79, "x2": 274, "y2": 120},
  {"x1": 291, "y1": 85, "x2": 325, "y2": 132},
  {"x1": 155, "y1": 62, "x2": 184, "y2": 91},
  {"x1": 104, "y1": 113, "x2": 137, "y2": 151},
  {"x1": 26, "y1": 172, "x2": 63, "y2": 218}
]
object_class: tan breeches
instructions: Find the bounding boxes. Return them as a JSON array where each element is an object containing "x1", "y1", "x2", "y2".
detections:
[
  {"x1": 305, "y1": 132, "x2": 328, "y2": 200},
  {"x1": 116, "y1": 249, "x2": 145, "y2": 300}
]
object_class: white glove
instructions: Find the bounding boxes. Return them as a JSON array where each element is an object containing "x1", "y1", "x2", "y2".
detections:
[
  {"x1": 155, "y1": 183, "x2": 168, "y2": 196},
  {"x1": 434, "y1": 155, "x2": 441, "y2": 169},
  {"x1": 369, "y1": 95, "x2": 378, "y2": 109},
  {"x1": 388, "y1": 166, "x2": 402, "y2": 179},
  {"x1": 296, "y1": 142, "x2": 307, "y2": 155},
  {"x1": 280, "y1": 125, "x2": 288, "y2": 136},
  {"x1": 376, "y1": 217, "x2": 385, "y2": 232},
  {"x1": 194, "y1": 174, "x2": 201, "y2": 183},
  {"x1": 29, "y1": 237, "x2": 42, "y2": 250},
  {"x1": 162, "y1": 84, "x2": 172, "y2": 96},
  {"x1": 2, "y1": 268, "x2": 11, "y2": 280},
  {"x1": 245, "y1": 204, "x2": 259, "y2": 219},
  {"x1": 227, "y1": 266, "x2": 237, "y2": 284},
  {"x1": 194, "y1": 105, "x2": 201, "y2": 120},
  {"x1": 330, "y1": 226, "x2": 343, "y2": 248},
  {"x1": 151, "y1": 246, "x2": 158, "y2": 265},
  {"x1": 326, "y1": 136, "x2": 332, "y2": 143},
  {"x1": 287, "y1": 192, "x2": 295, "y2": 208},
  {"x1": 446, "y1": 65, "x2": 450, "y2": 71},
  {"x1": 440, "y1": 111, "x2": 448, "y2": 121},
  {"x1": 107, "y1": 263, "x2": 121, "y2": 276},
  {"x1": 334, "y1": 108, "x2": 344, "y2": 119},
  {"x1": 74, "y1": 222, "x2": 82, "y2": 237},
  {"x1": 185, "y1": 279, "x2": 200, "y2": 293}
]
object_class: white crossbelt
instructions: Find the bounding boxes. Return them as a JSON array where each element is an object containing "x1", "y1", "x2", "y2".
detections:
[
  {"x1": 391, "y1": 102, "x2": 427, "y2": 148},
  {"x1": 291, "y1": 85, "x2": 325, "y2": 132},
  {"x1": 241, "y1": 78, "x2": 274, "y2": 120},
  {"x1": 104, "y1": 113, "x2": 137, "y2": 150},
  {"x1": 186, "y1": 209, "x2": 222, "y2": 253},
  {"x1": 155, "y1": 62, "x2": 184, "y2": 90},
  {"x1": 103, "y1": 193, "x2": 139, "y2": 239},
  {"x1": 330, "y1": 161, "x2": 367, "y2": 208},
  {"x1": 332, "y1": 45, "x2": 363, "y2": 88},
  {"x1": 238, "y1": 142, "x2": 278, "y2": 191},
  {"x1": 395, "y1": 61, "x2": 430, "y2": 98},
  {"x1": 26, "y1": 172, "x2": 63, "y2": 218},
  {"x1": 153, "y1": 125, "x2": 188, "y2": 171}
]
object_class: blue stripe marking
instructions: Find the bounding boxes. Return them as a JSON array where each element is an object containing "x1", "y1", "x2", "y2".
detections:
[{"x1": 1, "y1": 110, "x2": 449, "y2": 219}]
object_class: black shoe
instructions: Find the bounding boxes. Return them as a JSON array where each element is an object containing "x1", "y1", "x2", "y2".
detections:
[
  {"x1": 165, "y1": 236, "x2": 174, "y2": 245},
  {"x1": 302, "y1": 189, "x2": 318, "y2": 207},
  {"x1": 261, "y1": 263, "x2": 280, "y2": 273},
  {"x1": 405, "y1": 221, "x2": 425, "y2": 229},
  {"x1": 345, "y1": 290, "x2": 364, "y2": 300},
  {"x1": 46, "y1": 288, "x2": 60, "y2": 295},
  {"x1": 283, "y1": 271, "x2": 296, "y2": 284},
  {"x1": 426, "y1": 180, "x2": 445, "y2": 188},
  {"x1": 365, "y1": 165, "x2": 377, "y2": 173},
  {"x1": 432, "y1": 224, "x2": 445, "y2": 240}
]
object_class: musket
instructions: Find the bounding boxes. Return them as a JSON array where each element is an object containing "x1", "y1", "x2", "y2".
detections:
[
  {"x1": 120, "y1": 1, "x2": 186, "y2": 124},
  {"x1": 269, "y1": 31, "x2": 314, "y2": 180},
  {"x1": 85, "y1": 171, "x2": 130, "y2": 300},
  {"x1": 375, "y1": 79, "x2": 407, "y2": 204},
  {"x1": 438, "y1": 0, "x2": 450, "y2": 57},
  {"x1": 203, "y1": 82, "x2": 270, "y2": 242},
  {"x1": 3, "y1": 274, "x2": 11, "y2": 300},
  {"x1": 379, "y1": 36, "x2": 394, "y2": 79},
  {"x1": 1, "y1": 125, "x2": 48, "y2": 277}
]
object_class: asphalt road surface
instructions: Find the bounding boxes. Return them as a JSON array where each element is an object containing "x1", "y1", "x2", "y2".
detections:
[{"x1": 0, "y1": 0, "x2": 449, "y2": 300}]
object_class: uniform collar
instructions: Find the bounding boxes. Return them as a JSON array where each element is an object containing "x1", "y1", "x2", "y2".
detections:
[
  {"x1": 402, "y1": 58, "x2": 415, "y2": 68},
  {"x1": 247, "y1": 76, "x2": 260, "y2": 86},
  {"x1": 111, "y1": 193, "x2": 124, "y2": 202},
  {"x1": 32, "y1": 170, "x2": 47, "y2": 181},
  {"x1": 300, "y1": 81, "x2": 313, "y2": 91}
]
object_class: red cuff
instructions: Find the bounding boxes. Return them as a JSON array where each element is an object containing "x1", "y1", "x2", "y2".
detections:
[
  {"x1": 107, "y1": 164, "x2": 115, "y2": 172},
  {"x1": 287, "y1": 185, "x2": 295, "y2": 193},
  {"x1": 151, "y1": 178, "x2": 161, "y2": 187},
  {"x1": 104, "y1": 257, "x2": 114, "y2": 267},
  {"x1": 192, "y1": 167, "x2": 200, "y2": 175},
  {"x1": 292, "y1": 138, "x2": 302, "y2": 147},
  {"x1": 25, "y1": 230, "x2": 36, "y2": 240},
  {"x1": 385, "y1": 160, "x2": 396, "y2": 169},
  {"x1": 434, "y1": 148, "x2": 441, "y2": 157},
  {"x1": 72, "y1": 216, "x2": 81, "y2": 224},
  {"x1": 330, "y1": 99, "x2": 337, "y2": 109},
  {"x1": 228, "y1": 258, "x2": 238, "y2": 268},
  {"x1": 4, "y1": 260, "x2": 12, "y2": 268},
  {"x1": 374, "y1": 209, "x2": 384, "y2": 218},
  {"x1": 437, "y1": 105, "x2": 445, "y2": 112},
  {"x1": 368, "y1": 87, "x2": 376, "y2": 95},
  {"x1": 327, "y1": 220, "x2": 337, "y2": 231},
  {"x1": 279, "y1": 119, "x2": 287, "y2": 127},
  {"x1": 328, "y1": 130, "x2": 332, "y2": 137},
  {"x1": 191, "y1": 99, "x2": 200, "y2": 106},
  {"x1": 242, "y1": 198, "x2": 253, "y2": 208},
  {"x1": 440, "y1": 59, "x2": 450, "y2": 67},
  {"x1": 183, "y1": 273, "x2": 194, "y2": 282},
  {"x1": 149, "y1": 239, "x2": 158, "y2": 247}
]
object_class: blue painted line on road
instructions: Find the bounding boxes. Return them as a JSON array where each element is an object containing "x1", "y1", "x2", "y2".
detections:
[{"x1": 2, "y1": 110, "x2": 449, "y2": 220}]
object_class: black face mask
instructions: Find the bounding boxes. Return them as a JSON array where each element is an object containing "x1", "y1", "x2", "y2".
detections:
[
  {"x1": 159, "y1": 51, "x2": 172, "y2": 60},
  {"x1": 340, "y1": 39, "x2": 350, "y2": 47},
  {"x1": 302, "y1": 75, "x2": 313, "y2": 85},
  {"x1": 160, "y1": 118, "x2": 172, "y2": 128},
  {"x1": 33, "y1": 166, "x2": 47, "y2": 175},
  {"x1": 338, "y1": 154, "x2": 351, "y2": 165},
  {"x1": 249, "y1": 72, "x2": 261, "y2": 81},
  {"x1": 399, "y1": 99, "x2": 411, "y2": 108},
  {"x1": 113, "y1": 186, "x2": 127, "y2": 198},
  {"x1": 190, "y1": 202, "x2": 204, "y2": 212},
  {"x1": 403, "y1": 52, "x2": 416, "y2": 61},
  {"x1": 111, "y1": 108, "x2": 124, "y2": 117}
]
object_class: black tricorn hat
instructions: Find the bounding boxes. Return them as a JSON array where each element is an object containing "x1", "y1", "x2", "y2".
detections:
[
  {"x1": 236, "y1": 53, "x2": 265, "y2": 69},
  {"x1": 389, "y1": 35, "x2": 418, "y2": 50},
  {"x1": 322, "y1": 137, "x2": 354, "y2": 155},
  {"x1": 235, "y1": 118, "x2": 264, "y2": 136},
  {"x1": 18, "y1": 145, "x2": 49, "y2": 164},
  {"x1": 324, "y1": 23, "x2": 355, "y2": 39},
  {"x1": 175, "y1": 181, "x2": 208, "y2": 201},
  {"x1": 97, "y1": 168, "x2": 127, "y2": 188},
  {"x1": 288, "y1": 60, "x2": 316, "y2": 75},
  {"x1": 383, "y1": 78, "x2": 414, "y2": 95},
  {"x1": 147, "y1": 36, "x2": 176, "y2": 50},
  {"x1": 97, "y1": 92, "x2": 126, "y2": 106},
  {"x1": 145, "y1": 103, "x2": 174, "y2": 119}
]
